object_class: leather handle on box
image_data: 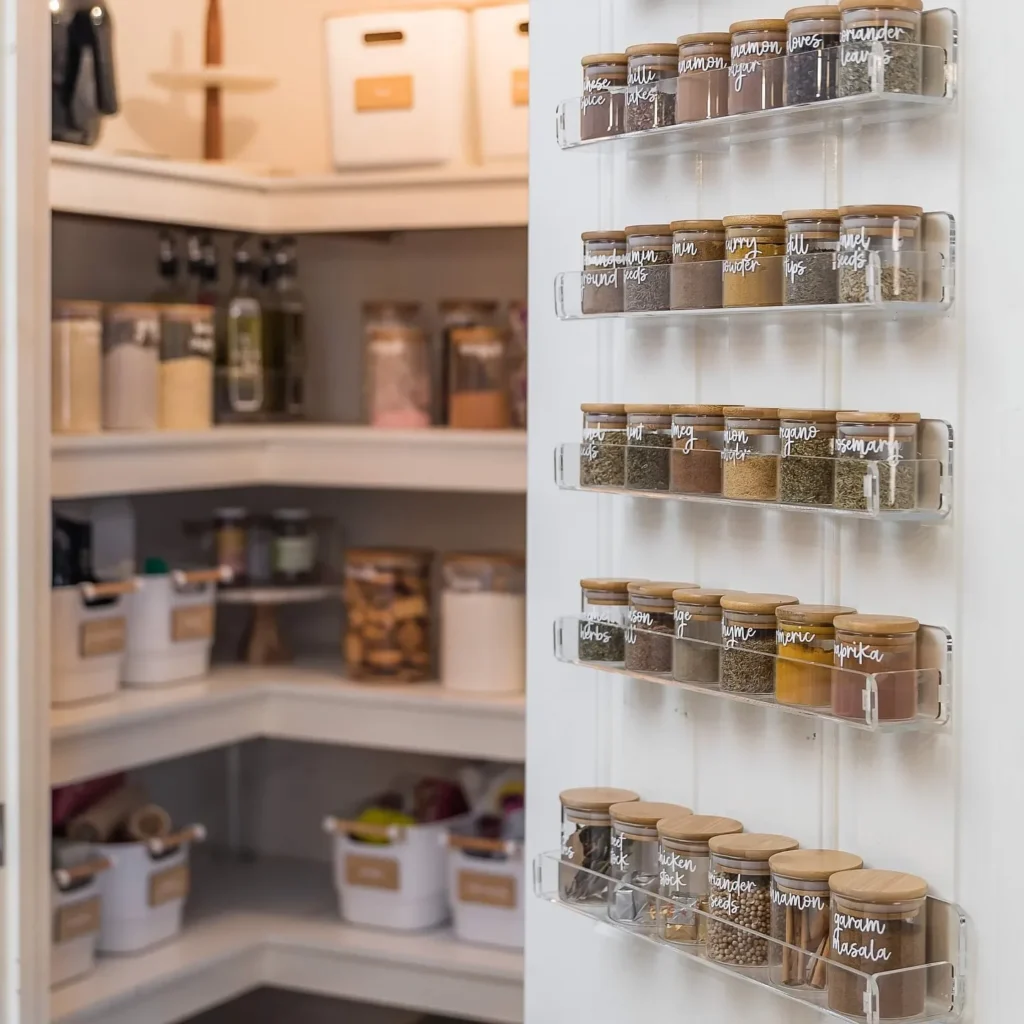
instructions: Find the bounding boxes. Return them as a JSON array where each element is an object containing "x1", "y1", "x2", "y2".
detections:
[
  {"x1": 146, "y1": 823, "x2": 206, "y2": 856},
  {"x1": 323, "y1": 816, "x2": 407, "y2": 842},
  {"x1": 79, "y1": 580, "x2": 137, "y2": 600},
  {"x1": 172, "y1": 566, "x2": 231, "y2": 587},
  {"x1": 448, "y1": 834, "x2": 520, "y2": 856},
  {"x1": 53, "y1": 857, "x2": 111, "y2": 890}
]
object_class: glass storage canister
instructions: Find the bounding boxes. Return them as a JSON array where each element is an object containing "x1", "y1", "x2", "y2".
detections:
[
  {"x1": 722, "y1": 406, "x2": 781, "y2": 501},
  {"x1": 448, "y1": 325, "x2": 510, "y2": 429},
  {"x1": 102, "y1": 303, "x2": 160, "y2": 431},
  {"x1": 673, "y1": 589, "x2": 728, "y2": 686},
  {"x1": 785, "y1": 6, "x2": 841, "y2": 105},
  {"x1": 439, "y1": 300, "x2": 499, "y2": 425},
  {"x1": 344, "y1": 548, "x2": 433, "y2": 682},
  {"x1": 707, "y1": 833, "x2": 800, "y2": 966},
  {"x1": 580, "y1": 578, "x2": 641, "y2": 665},
  {"x1": 608, "y1": 801, "x2": 693, "y2": 931},
  {"x1": 670, "y1": 404, "x2": 725, "y2": 495},
  {"x1": 834, "y1": 411, "x2": 920, "y2": 511},
  {"x1": 779, "y1": 407, "x2": 839, "y2": 505},
  {"x1": 363, "y1": 302, "x2": 432, "y2": 428},
  {"x1": 670, "y1": 220, "x2": 725, "y2": 310},
  {"x1": 837, "y1": 205, "x2": 924, "y2": 304},
  {"x1": 625, "y1": 404, "x2": 675, "y2": 491},
  {"x1": 722, "y1": 215, "x2": 786, "y2": 308},
  {"x1": 271, "y1": 509, "x2": 316, "y2": 585},
  {"x1": 214, "y1": 508, "x2": 249, "y2": 587},
  {"x1": 581, "y1": 403, "x2": 627, "y2": 488},
  {"x1": 783, "y1": 210, "x2": 840, "y2": 306},
  {"x1": 676, "y1": 33, "x2": 731, "y2": 124},
  {"x1": 720, "y1": 592, "x2": 799, "y2": 694},
  {"x1": 624, "y1": 43, "x2": 678, "y2": 132},
  {"x1": 626, "y1": 581, "x2": 699, "y2": 676},
  {"x1": 582, "y1": 231, "x2": 627, "y2": 315},
  {"x1": 838, "y1": 0, "x2": 923, "y2": 97},
  {"x1": 559, "y1": 787, "x2": 640, "y2": 905},
  {"x1": 768, "y1": 849, "x2": 864, "y2": 990},
  {"x1": 581, "y1": 53, "x2": 628, "y2": 141},
  {"x1": 728, "y1": 20, "x2": 788, "y2": 115},
  {"x1": 624, "y1": 225, "x2": 673, "y2": 312},
  {"x1": 52, "y1": 300, "x2": 103, "y2": 435},
  {"x1": 828, "y1": 869, "x2": 928, "y2": 1019},
  {"x1": 159, "y1": 305, "x2": 215, "y2": 431},
  {"x1": 658, "y1": 814, "x2": 743, "y2": 945},
  {"x1": 776, "y1": 604, "x2": 856, "y2": 707},
  {"x1": 832, "y1": 613, "x2": 919, "y2": 722}
]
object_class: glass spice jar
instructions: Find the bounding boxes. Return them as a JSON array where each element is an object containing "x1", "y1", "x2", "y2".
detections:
[
  {"x1": 363, "y1": 302, "x2": 432, "y2": 428},
  {"x1": 785, "y1": 6, "x2": 841, "y2": 105},
  {"x1": 608, "y1": 801, "x2": 693, "y2": 931},
  {"x1": 670, "y1": 220, "x2": 725, "y2": 310},
  {"x1": 837, "y1": 205, "x2": 924, "y2": 304},
  {"x1": 658, "y1": 814, "x2": 743, "y2": 946},
  {"x1": 783, "y1": 210, "x2": 840, "y2": 306},
  {"x1": 581, "y1": 403, "x2": 627, "y2": 488},
  {"x1": 838, "y1": 0, "x2": 923, "y2": 98},
  {"x1": 582, "y1": 231, "x2": 627, "y2": 315},
  {"x1": 776, "y1": 604, "x2": 856, "y2": 707},
  {"x1": 624, "y1": 44, "x2": 678, "y2": 132},
  {"x1": 722, "y1": 407, "x2": 781, "y2": 502},
  {"x1": 779, "y1": 408, "x2": 839, "y2": 506},
  {"x1": 768, "y1": 849, "x2": 864, "y2": 991},
  {"x1": 673, "y1": 588, "x2": 728, "y2": 686},
  {"x1": 624, "y1": 225, "x2": 673, "y2": 312},
  {"x1": 626, "y1": 581, "x2": 699, "y2": 676},
  {"x1": 581, "y1": 53, "x2": 628, "y2": 141},
  {"x1": 625, "y1": 404, "x2": 675, "y2": 491},
  {"x1": 559, "y1": 787, "x2": 640, "y2": 906},
  {"x1": 828, "y1": 869, "x2": 928, "y2": 1020},
  {"x1": 579, "y1": 578, "x2": 641, "y2": 665},
  {"x1": 676, "y1": 33, "x2": 731, "y2": 124},
  {"x1": 728, "y1": 20, "x2": 788, "y2": 115},
  {"x1": 832, "y1": 613, "x2": 919, "y2": 722},
  {"x1": 723, "y1": 216, "x2": 786, "y2": 308},
  {"x1": 214, "y1": 507, "x2": 249, "y2": 587},
  {"x1": 439, "y1": 300, "x2": 499, "y2": 425},
  {"x1": 52, "y1": 299, "x2": 103, "y2": 435},
  {"x1": 720, "y1": 592, "x2": 799, "y2": 694},
  {"x1": 833, "y1": 411, "x2": 920, "y2": 512},
  {"x1": 448, "y1": 325, "x2": 510, "y2": 429},
  {"x1": 707, "y1": 833, "x2": 800, "y2": 967},
  {"x1": 670, "y1": 404, "x2": 725, "y2": 495}
]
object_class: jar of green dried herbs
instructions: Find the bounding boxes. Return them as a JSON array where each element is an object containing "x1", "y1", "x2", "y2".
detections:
[
  {"x1": 720, "y1": 592, "x2": 799, "y2": 694},
  {"x1": 834, "y1": 411, "x2": 919, "y2": 511},
  {"x1": 581, "y1": 403, "x2": 627, "y2": 488},
  {"x1": 582, "y1": 231, "x2": 627, "y2": 315},
  {"x1": 625, "y1": 404, "x2": 675, "y2": 491},
  {"x1": 728, "y1": 20, "x2": 788, "y2": 115},
  {"x1": 676, "y1": 33, "x2": 731, "y2": 123},
  {"x1": 838, "y1": 0, "x2": 922, "y2": 98},
  {"x1": 579, "y1": 577, "x2": 639, "y2": 665},
  {"x1": 723, "y1": 215, "x2": 786, "y2": 308},
  {"x1": 673, "y1": 588, "x2": 727, "y2": 685},
  {"x1": 624, "y1": 225, "x2": 673, "y2": 312},
  {"x1": 670, "y1": 220, "x2": 725, "y2": 310},
  {"x1": 837, "y1": 205, "x2": 923, "y2": 304},
  {"x1": 625, "y1": 44, "x2": 678, "y2": 132},
  {"x1": 779, "y1": 408, "x2": 838, "y2": 506},
  {"x1": 626, "y1": 581, "x2": 699, "y2": 676},
  {"x1": 560, "y1": 787, "x2": 640, "y2": 905},
  {"x1": 581, "y1": 53, "x2": 628, "y2": 141},
  {"x1": 722, "y1": 407, "x2": 781, "y2": 502},
  {"x1": 671, "y1": 404, "x2": 725, "y2": 495},
  {"x1": 783, "y1": 210, "x2": 840, "y2": 305}
]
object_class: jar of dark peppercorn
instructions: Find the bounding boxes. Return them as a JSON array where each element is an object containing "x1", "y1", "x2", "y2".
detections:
[
  {"x1": 670, "y1": 404, "x2": 725, "y2": 495},
  {"x1": 581, "y1": 53, "x2": 628, "y2": 141},
  {"x1": 785, "y1": 6, "x2": 841, "y2": 105},
  {"x1": 625, "y1": 404, "x2": 676, "y2": 491},
  {"x1": 720, "y1": 591, "x2": 799, "y2": 694},
  {"x1": 728, "y1": 20, "x2": 788, "y2": 115},
  {"x1": 624, "y1": 225, "x2": 673, "y2": 312},
  {"x1": 838, "y1": 0, "x2": 923, "y2": 98},
  {"x1": 783, "y1": 210, "x2": 840, "y2": 306},
  {"x1": 579, "y1": 578, "x2": 640, "y2": 665},
  {"x1": 779, "y1": 408, "x2": 839, "y2": 505},
  {"x1": 834, "y1": 411, "x2": 920, "y2": 511},
  {"x1": 723, "y1": 216, "x2": 786, "y2": 308},
  {"x1": 832, "y1": 613, "x2": 919, "y2": 722},
  {"x1": 625, "y1": 44, "x2": 678, "y2": 132},
  {"x1": 581, "y1": 402, "x2": 627, "y2": 488},
  {"x1": 625, "y1": 581, "x2": 699, "y2": 676},
  {"x1": 676, "y1": 33, "x2": 731, "y2": 123},
  {"x1": 582, "y1": 231, "x2": 627, "y2": 315},
  {"x1": 670, "y1": 220, "x2": 725, "y2": 310}
]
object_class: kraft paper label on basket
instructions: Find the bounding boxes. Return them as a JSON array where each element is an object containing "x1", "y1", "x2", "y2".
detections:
[
  {"x1": 345, "y1": 854, "x2": 400, "y2": 890},
  {"x1": 148, "y1": 863, "x2": 190, "y2": 908},
  {"x1": 54, "y1": 896, "x2": 101, "y2": 944},
  {"x1": 511, "y1": 68, "x2": 529, "y2": 107},
  {"x1": 172, "y1": 604, "x2": 214, "y2": 643},
  {"x1": 79, "y1": 616, "x2": 126, "y2": 658},
  {"x1": 355, "y1": 75, "x2": 414, "y2": 112},
  {"x1": 458, "y1": 870, "x2": 517, "y2": 908}
]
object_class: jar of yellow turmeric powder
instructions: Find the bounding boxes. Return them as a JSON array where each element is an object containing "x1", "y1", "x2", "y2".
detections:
[{"x1": 775, "y1": 604, "x2": 855, "y2": 707}]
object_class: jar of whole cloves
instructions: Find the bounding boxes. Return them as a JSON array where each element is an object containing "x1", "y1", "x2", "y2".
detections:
[
  {"x1": 676, "y1": 33, "x2": 731, "y2": 123},
  {"x1": 581, "y1": 53, "x2": 628, "y2": 141},
  {"x1": 626, "y1": 581, "x2": 698, "y2": 676},
  {"x1": 723, "y1": 215, "x2": 786, "y2": 307},
  {"x1": 559, "y1": 787, "x2": 640, "y2": 905},
  {"x1": 785, "y1": 6, "x2": 841, "y2": 105}
]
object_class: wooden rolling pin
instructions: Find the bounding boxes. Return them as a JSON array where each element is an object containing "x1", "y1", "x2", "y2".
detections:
[{"x1": 66, "y1": 783, "x2": 147, "y2": 843}]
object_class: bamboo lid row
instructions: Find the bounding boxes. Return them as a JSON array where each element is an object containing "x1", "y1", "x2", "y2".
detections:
[{"x1": 584, "y1": 403, "x2": 922, "y2": 425}]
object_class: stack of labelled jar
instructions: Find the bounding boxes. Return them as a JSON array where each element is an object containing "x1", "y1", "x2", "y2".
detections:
[
  {"x1": 672, "y1": 589, "x2": 727, "y2": 685},
  {"x1": 580, "y1": 53, "x2": 627, "y2": 141},
  {"x1": 559, "y1": 788, "x2": 640, "y2": 905},
  {"x1": 720, "y1": 592, "x2": 799, "y2": 694},
  {"x1": 624, "y1": 44, "x2": 678, "y2": 131},
  {"x1": 625, "y1": 581, "x2": 698, "y2": 675},
  {"x1": 579, "y1": 578, "x2": 643, "y2": 664},
  {"x1": 581, "y1": 403, "x2": 627, "y2": 488}
]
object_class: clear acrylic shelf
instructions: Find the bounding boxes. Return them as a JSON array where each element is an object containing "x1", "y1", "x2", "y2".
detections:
[
  {"x1": 533, "y1": 851, "x2": 967, "y2": 1024},
  {"x1": 553, "y1": 616, "x2": 952, "y2": 733}
]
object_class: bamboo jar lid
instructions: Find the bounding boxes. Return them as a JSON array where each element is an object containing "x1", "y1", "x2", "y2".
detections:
[
  {"x1": 161, "y1": 304, "x2": 214, "y2": 321},
  {"x1": 785, "y1": 5, "x2": 841, "y2": 20},
  {"x1": 629, "y1": 582, "x2": 700, "y2": 600},
  {"x1": 836, "y1": 410, "x2": 921, "y2": 424},
  {"x1": 610, "y1": 801, "x2": 693, "y2": 827},
  {"x1": 722, "y1": 215, "x2": 786, "y2": 230},
  {"x1": 777, "y1": 604, "x2": 857, "y2": 626},
  {"x1": 559, "y1": 787, "x2": 640, "y2": 812},
  {"x1": 837, "y1": 204, "x2": 924, "y2": 219},
  {"x1": 829, "y1": 868, "x2": 928, "y2": 902},
  {"x1": 838, "y1": 0, "x2": 922, "y2": 12},
  {"x1": 54, "y1": 299, "x2": 102, "y2": 318},
  {"x1": 673, "y1": 588, "x2": 729, "y2": 606},
  {"x1": 673, "y1": 404, "x2": 727, "y2": 416},
  {"x1": 581, "y1": 578, "x2": 640, "y2": 592},
  {"x1": 729, "y1": 19, "x2": 788, "y2": 33},
  {"x1": 833, "y1": 613, "x2": 920, "y2": 635},
  {"x1": 581, "y1": 402, "x2": 627, "y2": 414},
  {"x1": 658, "y1": 814, "x2": 743, "y2": 841},
  {"x1": 678, "y1": 32, "x2": 733, "y2": 47},
  {"x1": 624, "y1": 404, "x2": 682, "y2": 416},
  {"x1": 670, "y1": 221, "x2": 726, "y2": 233},
  {"x1": 625, "y1": 43, "x2": 680, "y2": 58},
  {"x1": 782, "y1": 209, "x2": 841, "y2": 222},
  {"x1": 769, "y1": 849, "x2": 864, "y2": 881},
  {"x1": 624, "y1": 224, "x2": 673, "y2": 238},
  {"x1": 582, "y1": 231, "x2": 627, "y2": 243},
  {"x1": 709, "y1": 833, "x2": 800, "y2": 860},
  {"x1": 723, "y1": 406, "x2": 779, "y2": 419},
  {"x1": 779, "y1": 408, "x2": 840, "y2": 421},
  {"x1": 581, "y1": 53, "x2": 628, "y2": 67},
  {"x1": 721, "y1": 592, "x2": 800, "y2": 615}
]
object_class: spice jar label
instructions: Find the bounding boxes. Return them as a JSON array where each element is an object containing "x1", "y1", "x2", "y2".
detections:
[
  {"x1": 834, "y1": 435, "x2": 905, "y2": 459},
  {"x1": 675, "y1": 608, "x2": 693, "y2": 636},
  {"x1": 832, "y1": 909, "x2": 894, "y2": 963},
  {"x1": 679, "y1": 54, "x2": 728, "y2": 74},
  {"x1": 776, "y1": 628, "x2": 824, "y2": 647},
  {"x1": 835, "y1": 639, "x2": 885, "y2": 664},
  {"x1": 659, "y1": 848, "x2": 697, "y2": 889},
  {"x1": 610, "y1": 830, "x2": 629, "y2": 870},
  {"x1": 54, "y1": 895, "x2": 101, "y2": 944},
  {"x1": 724, "y1": 238, "x2": 763, "y2": 276},
  {"x1": 172, "y1": 604, "x2": 214, "y2": 643},
  {"x1": 781, "y1": 423, "x2": 831, "y2": 457},
  {"x1": 722, "y1": 624, "x2": 757, "y2": 648},
  {"x1": 345, "y1": 854, "x2": 401, "y2": 890},
  {"x1": 458, "y1": 870, "x2": 517, "y2": 908},
  {"x1": 772, "y1": 887, "x2": 826, "y2": 912},
  {"x1": 729, "y1": 39, "x2": 784, "y2": 91},
  {"x1": 354, "y1": 74, "x2": 414, "y2": 112},
  {"x1": 79, "y1": 616, "x2": 126, "y2": 658},
  {"x1": 709, "y1": 869, "x2": 756, "y2": 914},
  {"x1": 148, "y1": 863, "x2": 190, "y2": 908},
  {"x1": 790, "y1": 32, "x2": 827, "y2": 51},
  {"x1": 626, "y1": 65, "x2": 659, "y2": 104},
  {"x1": 580, "y1": 619, "x2": 614, "y2": 644}
]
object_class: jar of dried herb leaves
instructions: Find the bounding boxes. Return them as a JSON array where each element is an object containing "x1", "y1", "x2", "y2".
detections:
[
  {"x1": 783, "y1": 210, "x2": 840, "y2": 306},
  {"x1": 828, "y1": 869, "x2": 928, "y2": 1020},
  {"x1": 670, "y1": 405, "x2": 725, "y2": 495},
  {"x1": 559, "y1": 787, "x2": 640, "y2": 906},
  {"x1": 581, "y1": 403, "x2": 627, "y2": 488},
  {"x1": 785, "y1": 6, "x2": 841, "y2": 105},
  {"x1": 769, "y1": 849, "x2": 863, "y2": 992},
  {"x1": 723, "y1": 216, "x2": 786, "y2": 308},
  {"x1": 834, "y1": 411, "x2": 919, "y2": 511},
  {"x1": 728, "y1": 20, "x2": 788, "y2": 115},
  {"x1": 581, "y1": 53, "x2": 628, "y2": 141},
  {"x1": 579, "y1": 578, "x2": 639, "y2": 665},
  {"x1": 720, "y1": 592, "x2": 799, "y2": 694},
  {"x1": 624, "y1": 225, "x2": 673, "y2": 312},
  {"x1": 670, "y1": 221, "x2": 725, "y2": 310},
  {"x1": 625, "y1": 44, "x2": 678, "y2": 132},
  {"x1": 780, "y1": 408, "x2": 838, "y2": 505},
  {"x1": 838, "y1": 0, "x2": 923, "y2": 98},
  {"x1": 838, "y1": 205, "x2": 924, "y2": 304},
  {"x1": 658, "y1": 814, "x2": 743, "y2": 946},
  {"x1": 582, "y1": 231, "x2": 627, "y2": 315},
  {"x1": 626, "y1": 581, "x2": 699, "y2": 676},
  {"x1": 673, "y1": 588, "x2": 727, "y2": 686},
  {"x1": 776, "y1": 603, "x2": 856, "y2": 707},
  {"x1": 722, "y1": 407, "x2": 781, "y2": 502},
  {"x1": 707, "y1": 833, "x2": 799, "y2": 967},
  {"x1": 832, "y1": 613, "x2": 919, "y2": 722},
  {"x1": 625, "y1": 404, "x2": 675, "y2": 491},
  {"x1": 676, "y1": 33, "x2": 731, "y2": 123},
  {"x1": 608, "y1": 801, "x2": 692, "y2": 931}
]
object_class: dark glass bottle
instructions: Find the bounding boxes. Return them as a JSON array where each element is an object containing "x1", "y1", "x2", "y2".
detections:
[
  {"x1": 217, "y1": 239, "x2": 266, "y2": 422},
  {"x1": 184, "y1": 232, "x2": 205, "y2": 304},
  {"x1": 270, "y1": 238, "x2": 306, "y2": 420}
]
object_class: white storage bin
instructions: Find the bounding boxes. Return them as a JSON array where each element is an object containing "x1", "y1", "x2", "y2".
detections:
[
  {"x1": 52, "y1": 580, "x2": 136, "y2": 707},
  {"x1": 472, "y1": 3, "x2": 529, "y2": 162},
  {"x1": 51, "y1": 856, "x2": 110, "y2": 987},
  {"x1": 94, "y1": 825, "x2": 205, "y2": 954},
  {"x1": 324, "y1": 814, "x2": 468, "y2": 931},
  {"x1": 324, "y1": 8, "x2": 472, "y2": 169},
  {"x1": 448, "y1": 833, "x2": 524, "y2": 949}
]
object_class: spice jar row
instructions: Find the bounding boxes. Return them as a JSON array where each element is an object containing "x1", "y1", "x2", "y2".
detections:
[
  {"x1": 558, "y1": 788, "x2": 935, "y2": 1020},
  {"x1": 579, "y1": 1, "x2": 930, "y2": 142},
  {"x1": 581, "y1": 206, "x2": 926, "y2": 315},
  {"x1": 581, "y1": 405, "x2": 922, "y2": 512},
  {"x1": 579, "y1": 579, "x2": 926, "y2": 721}
]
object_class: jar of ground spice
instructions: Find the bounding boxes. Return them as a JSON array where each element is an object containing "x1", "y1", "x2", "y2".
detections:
[
  {"x1": 658, "y1": 814, "x2": 743, "y2": 946},
  {"x1": 673, "y1": 589, "x2": 728, "y2": 686},
  {"x1": 768, "y1": 849, "x2": 864, "y2": 991},
  {"x1": 581, "y1": 53, "x2": 628, "y2": 141},
  {"x1": 837, "y1": 205, "x2": 924, "y2": 304},
  {"x1": 832, "y1": 613, "x2": 919, "y2": 722},
  {"x1": 624, "y1": 44, "x2": 678, "y2": 132},
  {"x1": 676, "y1": 33, "x2": 731, "y2": 123},
  {"x1": 776, "y1": 604, "x2": 856, "y2": 707},
  {"x1": 608, "y1": 801, "x2": 693, "y2": 931},
  {"x1": 722, "y1": 407, "x2": 781, "y2": 502},
  {"x1": 707, "y1": 833, "x2": 799, "y2": 967},
  {"x1": 783, "y1": 210, "x2": 840, "y2": 306},
  {"x1": 785, "y1": 6, "x2": 841, "y2": 105},
  {"x1": 723, "y1": 216, "x2": 786, "y2": 308},
  {"x1": 559, "y1": 787, "x2": 640, "y2": 906},
  {"x1": 780, "y1": 408, "x2": 838, "y2": 506},
  {"x1": 52, "y1": 300, "x2": 103, "y2": 435},
  {"x1": 720, "y1": 592, "x2": 799, "y2": 694},
  {"x1": 728, "y1": 20, "x2": 788, "y2": 115},
  {"x1": 624, "y1": 225, "x2": 673, "y2": 312},
  {"x1": 625, "y1": 581, "x2": 699, "y2": 676},
  {"x1": 581, "y1": 403, "x2": 627, "y2": 488},
  {"x1": 448, "y1": 325, "x2": 510, "y2": 429},
  {"x1": 625, "y1": 404, "x2": 675, "y2": 491},
  {"x1": 579, "y1": 578, "x2": 640, "y2": 665},
  {"x1": 102, "y1": 303, "x2": 160, "y2": 431},
  {"x1": 834, "y1": 411, "x2": 920, "y2": 512},
  {"x1": 670, "y1": 221, "x2": 725, "y2": 310},
  {"x1": 838, "y1": 0, "x2": 923, "y2": 98},
  {"x1": 828, "y1": 869, "x2": 928, "y2": 1019},
  {"x1": 159, "y1": 305, "x2": 215, "y2": 431},
  {"x1": 582, "y1": 231, "x2": 627, "y2": 315},
  {"x1": 670, "y1": 405, "x2": 725, "y2": 495}
]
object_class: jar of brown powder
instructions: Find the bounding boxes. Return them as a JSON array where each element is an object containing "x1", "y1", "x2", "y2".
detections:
[
  {"x1": 728, "y1": 20, "x2": 787, "y2": 114},
  {"x1": 448, "y1": 326, "x2": 510, "y2": 429},
  {"x1": 723, "y1": 215, "x2": 786, "y2": 307},
  {"x1": 670, "y1": 405, "x2": 725, "y2": 494},
  {"x1": 670, "y1": 220, "x2": 725, "y2": 310},
  {"x1": 581, "y1": 54, "x2": 627, "y2": 141},
  {"x1": 582, "y1": 231, "x2": 627, "y2": 315},
  {"x1": 676, "y1": 33, "x2": 731, "y2": 123},
  {"x1": 832, "y1": 613, "x2": 919, "y2": 722}
]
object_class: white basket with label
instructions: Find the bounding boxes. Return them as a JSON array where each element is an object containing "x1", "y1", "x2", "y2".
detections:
[
  {"x1": 51, "y1": 856, "x2": 111, "y2": 987},
  {"x1": 471, "y1": 3, "x2": 528, "y2": 162},
  {"x1": 94, "y1": 825, "x2": 205, "y2": 954},
  {"x1": 51, "y1": 580, "x2": 137, "y2": 706},
  {"x1": 447, "y1": 832, "x2": 524, "y2": 949},
  {"x1": 323, "y1": 814, "x2": 468, "y2": 931}
]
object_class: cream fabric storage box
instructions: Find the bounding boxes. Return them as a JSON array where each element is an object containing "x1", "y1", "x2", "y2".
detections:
[
  {"x1": 324, "y1": 8, "x2": 472, "y2": 169},
  {"x1": 447, "y1": 832, "x2": 524, "y2": 949},
  {"x1": 471, "y1": 3, "x2": 529, "y2": 162},
  {"x1": 51, "y1": 856, "x2": 110, "y2": 987}
]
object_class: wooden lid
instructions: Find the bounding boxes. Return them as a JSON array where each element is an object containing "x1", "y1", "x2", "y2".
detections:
[
  {"x1": 161, "y1": 304, "x2": 214, "y2": 320},
  {"x1": 721, "y1": 592, "x2": 800, "y2": 614},
  {"x1": 838, "y1": 204, "x2": 924, "y2": 219},
  {"x1": 833, "y1": 613, "x2": 920, "y2": 635},
  {"x1": 670, "y1": 220, "x2": 725, "y2": 232},
  {"x1": 581, "y1": 53, "x2": 628, "y2": 67},
  {"x1": 451, "y1": 326, "x2": 501, "y2": 346},
  {"x1": 785, "y1": 5, "x2": 841, "y2": 20},
  {"x1": 581, "y1": 402, "x2": 627, "y2": 414},
  {"x1": 729, "y1": 19, "x2": 789, "y2": 33},
  {"x1": 835, "y1": 410, "x2": 921, "y2": 424},
  {"x1": 658, "y1": 814, "x2": 743, "y2": 841},
  {"x1": 673, "y1": 404, "x2": 726, "y2": 416},
  {"x1": 779, "y1": 408, "x2": 840, "y2": 420},
  {"x1": 673, "y1": 588, "x2": 729, "y2": 606},
  {"x1": 610, "y1": 801, "x2": 693, "y2": 827},
  {"x1": 580, "y1": 578, "x2": 642, "y2": 593},
  {"x1": 624, "y1": 224, "x2": 673, "y2": 237},
  {"x1": 777, "y1": 603, "x2": 857, "y2": 626},
  {"x1": 625, "y1": 43, "x2": 680, "y2": 58},
  {"x1": 582, "y1": 230, "x2": 627, "y2": 242},
  {"x1": 723, "y1": 406, "x2": 778, "y2": 419},
  {"x1": 722, "y1": 214, "x2": 785, "y2": 229},
  {"x1": 624, "y1": 404, "x2": 681, "y2": 416},
  {"x1": 106, "y1": 302, "x2": 159, "y2": 316},
  {"x1": 782, "y1": 209, "x2": 841, "y2": 221},
  {"x1": 709, "y1": 832, "x2": 800, "y2": 860},
  {"x1": 829, "y1": 868, "x2": 928, "y2": 902},
  {"x1": 629, "y1": 581, "x2": 700, "y2": 600},
  {"x1": 678, "y1": 32, "x2": 733, "y2": 46},
  {"x1": 444, "y1": 552, "x2": 524, "y2": 567},
  {"x1": 346, "y1": 547, "x2": 432, "y2": 565},
  {"x1": 770, "y1": 849, "x2": 863, "y2": 881},
  {"x1": 54, "y1": 299, "x2": 102, "y2": 317},
  {"x1": 560, "y1": 788, "x2": 640, "y2": 812},
  {"x1": 838, "y1": 0, "x2": 922, "y2": 11}
]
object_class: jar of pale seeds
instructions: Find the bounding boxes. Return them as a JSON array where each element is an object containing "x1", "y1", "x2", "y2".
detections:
[{"x1": 722, "y1": 407, "x2": 781, "y2": 502}]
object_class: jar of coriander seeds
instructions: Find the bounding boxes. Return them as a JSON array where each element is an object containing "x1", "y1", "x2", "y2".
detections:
[
  {"x1": 581, "y1": 403, "x2": 627, "y2": 488},
  {"x1": 779, "y1": 408, "x2": 839, "y2": 506},
  {"x1": 722, "y1": 407, "x2": 781, "y2": 502},
  {"x1": 720, "y1": 592, "x2": 799, "y2": 694},
  {"x1": 626, "y1": 581, "x2": 698, "y2": 676},
  {"x1": 559, "y1": 788, "x2": 640, "y2": 905},
  {"x1": 581, "y1": 54, "x2": 628, "y2": 141},
  {"x1": 624, "y1": 225, "x2": 673, "y2": 312},
  {"x1": 838, "y1": 0, "x2": 923, "y2": 98},
  {"x1": 832, "y1": 613, "x2": 919, "y2": 722},
  {"x1": 723, "y1": 216, "x2": 786, "y2": 307},
  {"x1": 785, "y1": 6, "x2": 841, "y2": 105},
  {"x1": 837, "y1": 205, "x2": 923, "y2": 304},
  {"x1": 670, "y1": 221, "x2": 725, "y2": 310},
  {"x1": 625, "y1": 404, "x2": 675, "y2": 491},
  {"x1": 670, "y1": 405, "x2": 725, "y2": 495},
  {"x1": 833, "y1": 411, "x2": 920, "y2": 511},
  {"x1": 582, "y1": 231, "x2": 627, "y2": 315},
  {"x1": 728, "y1": 20, "x2": 788, "y2": 115},
  {"x1": 625, "y1": 44, "x2": 678, "y2": 132},
  {"x1": 676, "y1": 33, "x2": 731, "y2": 123},
  {"x1": 673, "y1": 589, "x2": 727, "y2": 685},
  {"x1": 775, "y1": 603, "x2": 856, "y2": 707},
  {"x1": 783, "y1": 210, "x2": 840, "y2": 306},
  {"x1": 579, "y1": 578, "x2": 640, "y2": 665}
]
